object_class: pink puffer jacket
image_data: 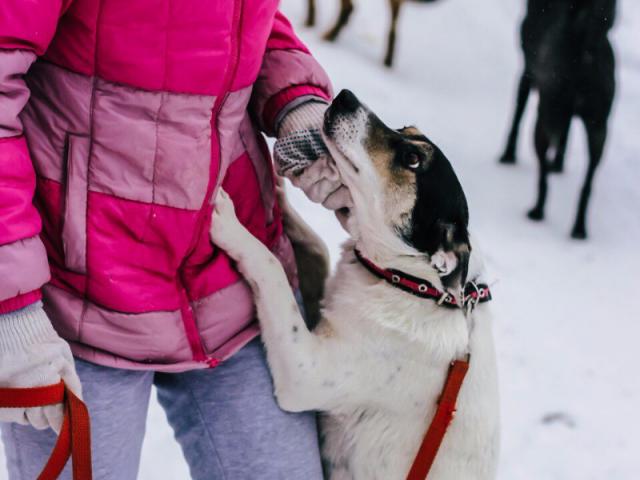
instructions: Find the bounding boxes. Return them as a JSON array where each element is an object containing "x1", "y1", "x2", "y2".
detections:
[{"x1": 0, "y1": 0, "x2": 332, "y2": 371}]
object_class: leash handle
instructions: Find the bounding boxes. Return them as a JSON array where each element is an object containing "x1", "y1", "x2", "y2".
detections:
[{"x1": 0, "y1": 381, "x2": 92, "y2": 480}]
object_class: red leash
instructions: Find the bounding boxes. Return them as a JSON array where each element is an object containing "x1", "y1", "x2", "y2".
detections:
[
  {"x1": 0, "y1": 382, "x2": 92, "y2": 480},
  {"x1": 406, "y1": 358, "x2": 470, "y2": 480}
]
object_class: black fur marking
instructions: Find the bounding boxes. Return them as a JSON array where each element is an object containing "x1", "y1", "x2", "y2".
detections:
[{"x1": 406, "y1": 142, "x2": 471, "y2": 287}]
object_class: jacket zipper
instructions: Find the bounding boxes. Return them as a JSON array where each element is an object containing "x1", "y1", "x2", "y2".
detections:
[{"x1": 178, "y1": 0, "x2": 245, "y2": 367}]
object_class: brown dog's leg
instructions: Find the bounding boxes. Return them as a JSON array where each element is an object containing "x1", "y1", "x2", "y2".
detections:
[
  {"x1": 384, "y1": 0, "x2": 402, "y2": 67},
  {"x1": 306, "y1": 0, "x2": 316, "y2": 27},
  {"x1": 324, "y1": 0, "x2": 354, "y2": 42}
]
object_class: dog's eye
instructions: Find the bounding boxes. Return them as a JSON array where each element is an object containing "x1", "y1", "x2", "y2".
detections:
[{"x1": 404, "y1": 152, "x2": 421, "y2": 170}]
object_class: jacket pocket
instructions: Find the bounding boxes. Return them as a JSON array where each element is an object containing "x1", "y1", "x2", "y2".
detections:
[{"x1": 62, "y1": 133, "x2": 91, "y2": 274}]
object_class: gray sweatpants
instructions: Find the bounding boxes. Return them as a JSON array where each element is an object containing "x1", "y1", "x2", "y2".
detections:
[{"x1": 0, "y1": 338, "x2": 323, "y2": 480}]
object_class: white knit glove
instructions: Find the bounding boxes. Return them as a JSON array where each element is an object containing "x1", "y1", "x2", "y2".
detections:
[
  {"x1": 275, "y1": 101, "x2": 353, "y2": 215},
  {"x1": 0, "y1": 302, "x2": 82, "y2": 433}
]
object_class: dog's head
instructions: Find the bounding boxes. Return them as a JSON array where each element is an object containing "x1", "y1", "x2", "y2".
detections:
[{"x1": 323, "y1": 90, "x2": 470, "y2": 288}]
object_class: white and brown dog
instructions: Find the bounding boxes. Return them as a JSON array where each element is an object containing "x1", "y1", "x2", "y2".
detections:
[{"x1": 211, "y1": 90, "x2": 499, "y2": 479}]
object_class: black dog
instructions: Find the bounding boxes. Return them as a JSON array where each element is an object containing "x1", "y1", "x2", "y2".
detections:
[{"x1": 499, "y1": 0, "x2": 616, "y2": 239}]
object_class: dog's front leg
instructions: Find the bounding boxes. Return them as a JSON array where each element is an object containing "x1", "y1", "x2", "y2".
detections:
[{"x1": 210, "y1": 190, "x2": 344, "y2": 412}]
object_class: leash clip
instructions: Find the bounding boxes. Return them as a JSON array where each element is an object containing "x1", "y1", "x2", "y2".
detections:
[{"x1": 463, "y1": 281, "x2": 481, "y2": 314}]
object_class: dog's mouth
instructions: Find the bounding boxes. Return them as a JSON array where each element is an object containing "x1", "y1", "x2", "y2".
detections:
[{"x1": 323, "y1": 135, "x2": 360, "y2": 175}]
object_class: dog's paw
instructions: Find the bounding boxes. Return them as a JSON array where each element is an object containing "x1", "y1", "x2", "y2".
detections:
[
  {"x1": 322, "y1": 30, "x2": 339, "y2": 42},
  {"x1": 210, "y1": 189, "x2": 246, "y2": 250},
  {"x1": 213, "y1": 188, "x2": 235, "y2": 217},
  {"x1": 499, "y1": 152, "x2": 516, "y2": 164},
  {"x1": 570, "y1": 226, "x2": 587, "y2": 240},
  {"x1": 527, "y1": 207, "x2": 544, "y2": 221}
]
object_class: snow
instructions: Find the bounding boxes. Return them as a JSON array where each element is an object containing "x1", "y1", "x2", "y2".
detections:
[{"x1": 2, "y1": 0, "x2": 639, "y2": 478}]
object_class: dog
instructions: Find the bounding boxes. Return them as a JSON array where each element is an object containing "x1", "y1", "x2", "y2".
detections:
[
  {"x1": 306, "y1": 0, "x2": 442, "y2": 67},
  {"x1": 499, "y1": 0, "x2": 616, "y2": 239},
  {"x1": 211, "y1": 90, "x2": 499, "y2": 479}
]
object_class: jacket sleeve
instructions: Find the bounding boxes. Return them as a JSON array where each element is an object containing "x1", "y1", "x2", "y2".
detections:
[
  {"x1": 250, "y1": 11, "x2": 333, "y2": 136},
  {"x1": 0, "y1": 0, "x2": 72, "y2": 313}
]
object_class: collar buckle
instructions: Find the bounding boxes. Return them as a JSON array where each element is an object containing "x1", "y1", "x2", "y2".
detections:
[{"x1": 437, "y1": 292, "x2": 452, "y2": 305}]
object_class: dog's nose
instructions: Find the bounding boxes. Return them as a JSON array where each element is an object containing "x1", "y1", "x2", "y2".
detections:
[{"x1": 333, "y1": 89, "x2": 360, "y2": 113}]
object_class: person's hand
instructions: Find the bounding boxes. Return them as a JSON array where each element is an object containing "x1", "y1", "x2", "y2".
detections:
[
  {"x1": 274, "y1": 101, "x2": 353, "y2": 215},
  {"x1": 0, "y1": 303, "x2": 82, "y2": 433}
]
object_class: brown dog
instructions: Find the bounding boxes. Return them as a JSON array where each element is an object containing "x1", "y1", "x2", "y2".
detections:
[{"x1": 307, "y1": 0, "x2": 441, "y2": 67}]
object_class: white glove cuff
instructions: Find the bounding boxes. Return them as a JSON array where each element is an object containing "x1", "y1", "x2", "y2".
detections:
[
  {"x1": 0, "y1": 303, "x2": 58, "y2": 353},
  {"x1": 277, "y1": 101, "x2": 328, "y2": 137}
]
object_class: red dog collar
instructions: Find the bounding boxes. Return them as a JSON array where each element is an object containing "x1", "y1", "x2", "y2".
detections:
[{"x1": 354, "y1": 249, "x2": 492, "y2": 311}]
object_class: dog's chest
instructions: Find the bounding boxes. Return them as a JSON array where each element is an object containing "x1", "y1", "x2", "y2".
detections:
[
  {"x1": 320, "y1": 287, "x2": 469, "y2": 477},
  {"x1": 324, "y1": 259, "x2": 471, "y2": 363},
  {"x1": 320, "y1": 403, "x2": 433, "y2": 480},
  {"x1": 318, "y1": 334, "x2": 498, "y2": 480},
  {"x1": 318, "y1": 255, "x2": 499, "y2": 479}
]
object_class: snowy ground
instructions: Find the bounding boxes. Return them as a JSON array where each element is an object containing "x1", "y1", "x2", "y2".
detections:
[{"x1": 2, "y1": 0, "x2": 638, "y2": 478}]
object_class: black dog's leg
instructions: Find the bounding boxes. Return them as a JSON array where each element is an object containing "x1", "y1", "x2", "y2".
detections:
[
  {"x1": 324, "y1": 0, "x2": 354, "y2": 42},
  {"x1": 528, "y1": 118, "x2": 550, "y2": 221},
  {"x1": 571, "y1": 121, "x2": 607, "y2": 239},
  {"x1": 306, "y1": 0, "x2": 316, "y2": 27},
  {"x1": 500, "y1": 73, "x2": 531, "y2": 164},
  {"x1": 549, "y1": 120, "x2": 570, "y2": 173},
  {"x1": 384, "y1": 0, "x2": 402, "y2": 68}
]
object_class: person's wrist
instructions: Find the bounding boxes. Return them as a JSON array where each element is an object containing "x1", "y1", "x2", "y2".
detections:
[
  {"x1": 277, "y1": 100, "x2": 328, "y2": 138},
  {"x1": 0, "y1": 302, "x2": 58, "y2": 353}
]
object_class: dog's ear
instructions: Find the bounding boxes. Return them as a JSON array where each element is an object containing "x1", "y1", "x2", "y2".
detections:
[
  {"x1": 426, "y1": 222, "x2": 471, "y2": 289},
  {"x1": 408, "y1": 146, "x2": 471, "y2": 288}
]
